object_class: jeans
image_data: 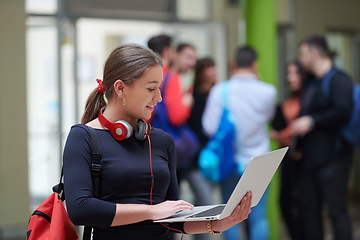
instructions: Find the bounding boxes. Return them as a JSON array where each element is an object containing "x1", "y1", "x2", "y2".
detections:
[{"x1": 220, "y1": 171, "x2": 269, "y2": 240}]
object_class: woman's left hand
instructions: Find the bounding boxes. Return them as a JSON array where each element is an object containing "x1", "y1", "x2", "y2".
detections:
[{"x1": 212, "y1": 191, "x2": 252, "y2": 232}]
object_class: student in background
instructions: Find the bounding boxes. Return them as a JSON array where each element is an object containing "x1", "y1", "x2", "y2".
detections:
[
  {"x1": 147, "y1": 34, "x2": 173, "y2": 71},
  {"x1": 167, "y1": 43, "x2": 196, "y2": 129},
  {"x1": 292, "y1": 34, "x2": 353, "y2": 240},
  {"x1": 270, "y1": 60, "x2": 310, "y2": 240},
  {"x1": 187, "y1": 57, "x2": 217, "y2": 240},
  {"x1": 202, "y1": 46, "x2": 276, "y2": 240},
  {"x1": 148, "y1": 38, "x2": 198, "y2": 183}
]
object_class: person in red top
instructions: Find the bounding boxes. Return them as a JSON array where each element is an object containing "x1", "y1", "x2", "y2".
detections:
[
  {"x1": 166, "y1": 43, "x2": 196, "y2": 125},
  {"x1": 147, "y1": 36, "x2": 194, "y2": 126},
  {"x1": 148, "y1": 36, "x2": 199, "y2": 182}
]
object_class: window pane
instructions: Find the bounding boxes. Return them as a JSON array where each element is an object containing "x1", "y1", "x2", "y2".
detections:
[
  {"x1": 27, "y1": 17, "x2": 59, "y2": 209},
  {"x1": 26, "y1": 0, "x2": 57, "y2": 14}
]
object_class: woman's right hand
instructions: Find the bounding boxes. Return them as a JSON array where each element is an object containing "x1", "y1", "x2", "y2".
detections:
[
  {"x1": 150, "y1": 200, "x2": 194, "y2": 220},
  {"x1": 211, "y1": 192, "x2": 252, "y2": 232}
]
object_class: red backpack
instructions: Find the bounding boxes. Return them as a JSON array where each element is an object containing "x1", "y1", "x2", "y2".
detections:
[
  {"x1": 27, "y1": 125, "x2": 101, "y2": 240},
  {"x1": 26, "y1": 192, "x2": 79, "y2": 240}
]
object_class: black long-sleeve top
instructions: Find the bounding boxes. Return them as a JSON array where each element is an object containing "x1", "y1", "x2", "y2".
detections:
[
  {"x1": 299, "y1": 70, "x2": 353, "y2": 169},
  {"x1": 63, "y1": 124, "x2": 184, "y2": 240}
]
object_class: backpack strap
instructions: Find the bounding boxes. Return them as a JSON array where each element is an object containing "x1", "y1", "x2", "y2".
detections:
[
  {"x1": 321, "y1": 67, "x2": 338, "y2": 97},
  {"x1": 82, "y1": 125, "x2": 102, "y2": 240},
  {"x1": 87, "y1": 126, "x2": 102, "y2": 198},
  {"x1": 220, "y1": 81, "x2": 241, "y2": 169},
  {"x1": 53, "y1": 168, "x2": 65, "y2": 201}
]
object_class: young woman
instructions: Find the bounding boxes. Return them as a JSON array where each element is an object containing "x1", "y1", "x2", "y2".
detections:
[
  {"x1": 271, "y1": 60, "x2": 309, "y2": 240},
  {"x1": 187, "y1": 57, "x2": 217, "y2": 201},
  {"x1": 63, "y1": 43, "x2": 252, "y2": 240},
  {"x1": 186, "y1": 57, "x2": 217, "y2": 240}
]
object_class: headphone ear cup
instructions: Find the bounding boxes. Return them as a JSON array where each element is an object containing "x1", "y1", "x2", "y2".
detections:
[
  {"x1": 113, "y1": 120, "x2": 133, "y2": 141},
  {"x1": 135, "y1": 120, "x2": 150, "y2": 141}
]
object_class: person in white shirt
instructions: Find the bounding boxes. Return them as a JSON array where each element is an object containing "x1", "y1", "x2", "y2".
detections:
[{"x1": 202, "y1": 46, "x2": 276, "y2": 240}]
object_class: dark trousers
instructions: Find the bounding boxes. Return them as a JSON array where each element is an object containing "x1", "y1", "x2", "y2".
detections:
[
  {"x1": 297, "y1": 147, "x2": 353, "y2": 240},
  {"x1": 279, "y1": 156, "x2": 302, "y2": 240}
]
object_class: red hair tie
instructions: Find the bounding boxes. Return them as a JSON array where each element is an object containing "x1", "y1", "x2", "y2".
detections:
[{"x1": 96, "y1": 79, "x2": 105, "y2": 94}]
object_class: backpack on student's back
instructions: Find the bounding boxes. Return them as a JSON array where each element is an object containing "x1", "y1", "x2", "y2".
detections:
[
  {"x1": 199, "y1": 82, "x2": 237, "y2": 182},
  {"x1": 27, "y1": 125, "x2": 101, "y2": 240},
  {"x1": 151, "y1": 72, "x2": 200, "y2": 169},
  {"x1": 322, "y1": 68, "x2": 360, "y2": 146}
]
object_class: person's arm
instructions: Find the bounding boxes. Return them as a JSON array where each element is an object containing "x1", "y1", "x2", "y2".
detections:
[
  {"x1": 292, "y1": 74, "x2": 353, "y2": 136},
  {"x1": 110, "y1": 200, "x2": 194, "y2": 226},
  {"x1": 311, "y1": 73, "x2": 353, "y2": 128},
  {"x1": 63, "y1": 126, "x2": 116, "y2": 227},
  {"x1": 164, "y1": 73, "x2": 191, "y2": 126},
  {"x1": 202, "y1": 84, "x2": 223, "y2": 137}
]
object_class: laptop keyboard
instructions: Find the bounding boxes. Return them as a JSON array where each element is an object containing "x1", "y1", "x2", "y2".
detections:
[{"x1": 186, "y1": 205, "x2": 225, "y2": 218}]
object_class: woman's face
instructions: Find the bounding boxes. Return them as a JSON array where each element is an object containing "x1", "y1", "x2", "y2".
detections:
[
  {"x1": 203, "y1": 66, "x2": 217, "y2": 86},
  {"x1": 123, "y1": 64, "x2": 163, "y2": 121},
  {"x1": 287, "y1": 63, "x2": 302, "y2": 92}
]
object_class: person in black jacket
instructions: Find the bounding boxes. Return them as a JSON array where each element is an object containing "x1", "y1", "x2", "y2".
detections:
[{"x1": 292, "y1": 34, "x2": 354, "y2": 240}]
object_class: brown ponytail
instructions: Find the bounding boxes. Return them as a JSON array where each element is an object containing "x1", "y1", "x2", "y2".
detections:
[
  {"x1": 80, "y1": 43, "x2": 162, "y2": 124},
  {"x1": 80, "y1": 89, "x2": 107, "y2": 124}
]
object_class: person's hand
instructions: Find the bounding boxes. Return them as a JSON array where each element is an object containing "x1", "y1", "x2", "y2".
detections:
[
  {"x1": 269, "y1": 129, "x2": 280, "y2": 141},
  {"x1": 150, "y1": 200, "x2": 194, "y2": 220},
  {"x1": 292, "y1": 116, "x2": 313, "y2": 136},
  {"x1": 212, "y1": 192, "x2": 252, "y2": 232}
]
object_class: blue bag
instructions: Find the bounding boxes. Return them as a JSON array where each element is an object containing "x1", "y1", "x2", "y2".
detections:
[
  {"x1": 322, "y1": 68, "x2": 360, "y2": 146},
  {"x1": 151, "y1": 72, "x2": 200, "y2": 169},
  {"x1": 199, "y1": 82, "x2": 237, "y2": 182}
]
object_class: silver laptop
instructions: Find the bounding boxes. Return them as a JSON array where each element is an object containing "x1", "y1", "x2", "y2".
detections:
[{"x1": 154, "y1": 147, "x2": 288, "y2": 222}]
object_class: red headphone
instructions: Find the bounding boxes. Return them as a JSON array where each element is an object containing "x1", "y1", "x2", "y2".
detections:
[{"x1": 98, "y1": 107, "x2": 151, "y2": 141}]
